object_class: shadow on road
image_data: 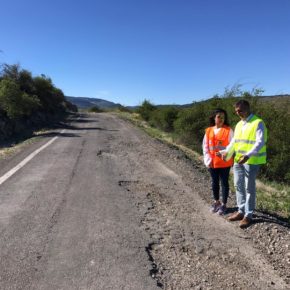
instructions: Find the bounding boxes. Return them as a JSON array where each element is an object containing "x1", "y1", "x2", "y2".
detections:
[
  {"x1": 51, "y1": 121, "x2": 119, "y2": 132},
  {"x1": 0, "y1": 122, "x2": 119, "y2": 150},
  {"x1": 72, "y1": 118, "x2": 98, "y2": 123},
  {"x1": 34, "y1": 132, "x2": 81, "y2": 138},
  {"x1": 225, "y1": 207, "x2": 290, "y2": 229},
  {"x1": 253, "y1": 211, "x2": 290, "y2": 229}
]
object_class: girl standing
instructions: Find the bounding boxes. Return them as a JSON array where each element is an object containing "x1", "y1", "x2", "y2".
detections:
[{"x1": 203, "y1": 108, "x2": 234, "y2": 215}]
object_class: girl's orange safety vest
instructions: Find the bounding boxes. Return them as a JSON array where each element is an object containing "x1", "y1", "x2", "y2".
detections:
[{"x1": 205, "y1": 125, "x2": 234, "y2": 168}]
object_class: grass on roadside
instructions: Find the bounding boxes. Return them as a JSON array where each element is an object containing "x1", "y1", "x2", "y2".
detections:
[
  {"x1": 0, "y1": 137, "x2": 39, "y2": 159},
  {"x1": 0, "y1": 129, "x2": 50, "y2": 160},
  {"x1": 256, "y1": 180, "x2": 290, "y2": 222},
  {"x1": 117, "y1": 111, "x2": 290, "y2": 223}
]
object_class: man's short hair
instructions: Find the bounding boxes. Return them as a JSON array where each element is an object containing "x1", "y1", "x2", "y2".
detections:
[{"x1": 235, "y1": 100, "x2": 250, "y2": 110}]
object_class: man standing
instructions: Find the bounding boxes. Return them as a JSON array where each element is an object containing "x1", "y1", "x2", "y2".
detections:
[{"x1": 219, "y1": 100, "x2": 267, "y2": 228}]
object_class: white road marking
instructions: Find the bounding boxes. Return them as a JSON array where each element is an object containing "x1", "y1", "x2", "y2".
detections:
[{"x1": 0, "y1": 130, "x2": 65, "y2": 186}]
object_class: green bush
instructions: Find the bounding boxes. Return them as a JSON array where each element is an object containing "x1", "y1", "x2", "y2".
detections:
[
  {"x1": 151, "y1": 106, "x2": 179, "y2": 132},
  {"x1": 0, "y1": 63, "x2": 77, "y2": 138},
  {"x1": 116, "y1": 105, "x2": 132, "y2": 113},
  {"x1": 0, "y1": 79, "x2": 40, "y2": 119},
  {"x1": 133, "y1": 88, "x2": 290, "y2": 184},
  {"x1": 137, "y1": 100, "x2": 156, "y2": 121},
  {"x1": 33, "y1": 76, "x2": 66, "y2": 113},
  {"x1": 173, "y1": 104, "x2": 208, "y2": 152},
  {"x1": 252, "y1": 102, "x2": 290, "y2": 183},
  {"x1": 0, "y1": 64, "x2": 72, "y2": 117},
  {"x1": 88, "y1": 106, "x2": 103, "y2": 113}
]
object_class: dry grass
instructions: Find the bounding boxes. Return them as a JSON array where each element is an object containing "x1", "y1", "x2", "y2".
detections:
[{"x1": 0, "y1": 129, "x2": 49, "y2": 159}]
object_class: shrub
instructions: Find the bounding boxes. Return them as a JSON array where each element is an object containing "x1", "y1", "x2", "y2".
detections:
[
  {"x1": 151, "y1": 106, "x2": 179, "y2": 132},
  {"x1": 0, "y1": 79, "x2": 40, "y2": 119},
  {"x1": 88, "y1": 106, "x2": 103, "y2": 113},
  {"x1": 137, "y1": 100, "x2": 156, "y2": 121},
  {"x1": 173, "y1": 104, "x2": 208, "y2": 152}
]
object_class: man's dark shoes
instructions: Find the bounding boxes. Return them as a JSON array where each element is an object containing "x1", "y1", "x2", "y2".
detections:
[
  {"x1": 227, "y1": 211, "x2": 244, "y2": 222},
  {"x1": 239, "y1": 217, "x2": 252, "y2": 229}
]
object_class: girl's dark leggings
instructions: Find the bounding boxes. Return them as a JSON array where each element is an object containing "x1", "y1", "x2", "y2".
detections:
[{"x1": 208, "y1": 166, "x2": 231, "y2": 204}]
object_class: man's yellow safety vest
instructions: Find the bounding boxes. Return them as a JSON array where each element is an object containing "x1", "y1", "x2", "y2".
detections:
[{"x1": 234, "y1": 115, "x2": 267, "y2": 164}]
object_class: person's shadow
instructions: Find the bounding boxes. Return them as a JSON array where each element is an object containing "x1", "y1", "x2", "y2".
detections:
[
  {"x1": 252, "y1": 210, "x2": 290, "y2": 229},
  {"x1": 226, "y1": 206, "x2": 238, "y2": 215},
  {"x1": 225, "y1": 207, "x2": 290, "y2": 229}
]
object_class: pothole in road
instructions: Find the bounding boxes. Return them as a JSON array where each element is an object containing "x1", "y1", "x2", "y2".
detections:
[
  {"x1": 118, "y1": 180, "x2": 140, "y2": 187},
  {"x1": 146, "y1": 242, "x2": 164, "y2": 288},
  {"x1": 96, "y1": 149, "x2": 117, "y2": 158}
]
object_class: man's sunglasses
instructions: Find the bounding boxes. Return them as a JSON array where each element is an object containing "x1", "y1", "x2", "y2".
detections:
[{"x1": 235, "y1": 109, "x2": 244, "y2": 113}]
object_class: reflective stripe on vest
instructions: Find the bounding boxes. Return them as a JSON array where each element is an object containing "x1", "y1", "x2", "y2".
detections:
[
  {"x1": 206, "y1": 126, "x2": 233, "y2": 168},
  {"x1": 233, "y1": 115, "x2": 267, "y2": 164},
  {"x1": 209, "y1": 145, "x2": 227, "y2": 151}
]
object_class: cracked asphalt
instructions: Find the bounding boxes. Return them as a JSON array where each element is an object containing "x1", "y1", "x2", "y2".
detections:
[{"x1": 0, "y1": 113, "x2": 289, "y2": 289}]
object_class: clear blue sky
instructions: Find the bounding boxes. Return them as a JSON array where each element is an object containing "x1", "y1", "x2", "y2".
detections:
[{"x1": 1, "y1": 0, "x2": 290, "y2": 106}]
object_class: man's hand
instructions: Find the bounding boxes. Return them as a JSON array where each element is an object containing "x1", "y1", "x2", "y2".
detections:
[
  {"x1": 238, "y1": 155, "x2": 249, "y2": 164},
  {"x1": 216, "y1": 151, "x2": 226, "y2": 161}
]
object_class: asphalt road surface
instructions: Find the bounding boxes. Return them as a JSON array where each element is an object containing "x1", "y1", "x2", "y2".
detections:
[
  {"x1": 0, "y1": 113, "x2": 289, "y2": 290},
  {"x1": 0, "y1": 114, "x2": 160, "y2": 290}
]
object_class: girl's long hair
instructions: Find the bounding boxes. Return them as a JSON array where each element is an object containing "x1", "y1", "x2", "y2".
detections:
[{"x1": 209, "y1": 108, "x2": 229, "y2": 126}]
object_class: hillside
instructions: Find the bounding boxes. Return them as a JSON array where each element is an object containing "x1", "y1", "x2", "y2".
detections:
[
  {"x1": 260, "y1": 94, "x2": 290, "y2": 101},
  {"x1": 259, "y1": 94, "x2": 290, "y2": 110},
  {"x1": 66, "y1": 94, "x2": 290, "y2": 111},
  {"x1": 65, "y1": 96, "x2": 122, "y2": 109}
]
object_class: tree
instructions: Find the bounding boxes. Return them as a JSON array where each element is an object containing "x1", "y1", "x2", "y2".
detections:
[
  {"x1": 137, "y1": 99, "x2": 156, "y2": 121},
  {"x1": 0, "y1": 79, "x2": 40, "y2": 119},
  {"x1": 33, "y1": 75, "x2": 65, "y2": 113},
  {"x1": 0, "y1": 63, "x2": 21, "y2": 81},
  {"x1": 151, "y1": 106, "x2": 179, "y2": 132}
]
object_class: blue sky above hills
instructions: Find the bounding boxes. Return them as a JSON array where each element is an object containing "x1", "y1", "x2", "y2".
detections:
[{"x1": 1, "y1": 0, "x2": 290, "y2": 106}]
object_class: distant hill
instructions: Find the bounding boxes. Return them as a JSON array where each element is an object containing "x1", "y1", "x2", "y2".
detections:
[
  {"x1": 259, "y1": 94, "x2": 290, "y2": 102},
  {"x1": 65, "y1": 96, "x2": 122, "y2": 109},
  {"x1": 66, "y1": 94, "x2": 290, "y2": 111},
  {"x1": 259, "y1": 94, "x2": 290, "y2": 111}
]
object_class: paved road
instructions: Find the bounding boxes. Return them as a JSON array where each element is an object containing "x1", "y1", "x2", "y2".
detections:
[
  {"x1": 0, "y1": 113, "x2": 288, "y2": 289},
  {"x1": 0, "y1": 113, "x2": 159, "y2": 290}
]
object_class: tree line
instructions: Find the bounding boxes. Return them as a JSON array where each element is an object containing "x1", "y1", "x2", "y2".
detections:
[
  {"x1": 137, "y1": 88, "x2": 290, "y2": 184},
  {"x1": 1, "y1": 63, "x2": 289, "y2": 185},
  {"x1": 0, "y1": 63, "x2": 77, "y2": 139}
]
